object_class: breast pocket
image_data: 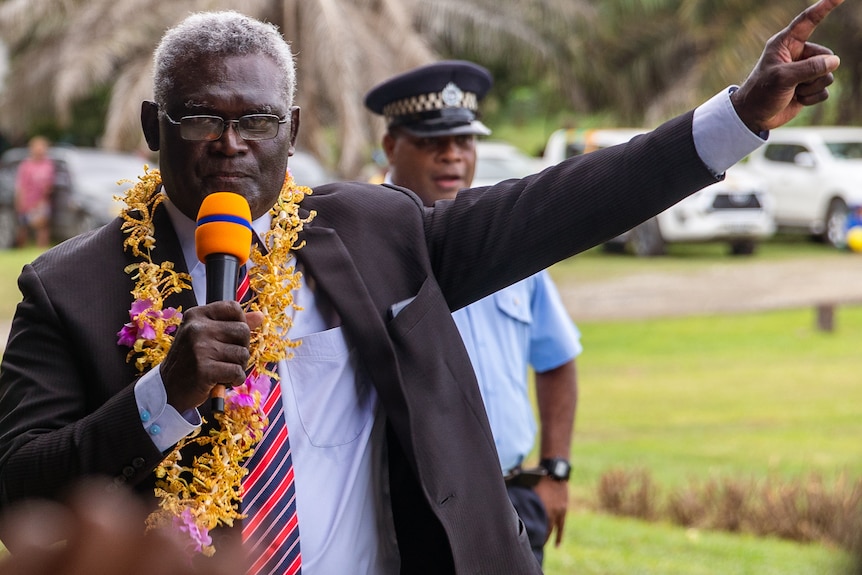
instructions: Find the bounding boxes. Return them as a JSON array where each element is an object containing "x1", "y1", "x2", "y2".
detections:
[
  {"x1": 285, "y1": 327, "x2": 376, "y2": 447},
  {"x1": 493, "y1": 283, "x2": 533, "y2": 325}
]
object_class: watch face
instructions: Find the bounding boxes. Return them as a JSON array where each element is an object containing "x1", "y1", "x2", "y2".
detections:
[{"x1": 543, "y1": 458, "x2": 570, "y2": 480}]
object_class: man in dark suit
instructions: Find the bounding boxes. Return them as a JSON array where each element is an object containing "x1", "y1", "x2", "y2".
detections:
[{"x1": 0, "y1": 2, "x2": 843, "y2": 574}]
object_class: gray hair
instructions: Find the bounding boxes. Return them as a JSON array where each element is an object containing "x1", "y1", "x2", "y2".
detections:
[{"x1": 152, "y1": 11, "x2": 296, "y2": 109}]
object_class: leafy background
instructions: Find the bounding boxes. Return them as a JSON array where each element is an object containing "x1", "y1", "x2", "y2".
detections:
[{"x1": 2, "y1": 0, "x2": 862, "y2": 177}]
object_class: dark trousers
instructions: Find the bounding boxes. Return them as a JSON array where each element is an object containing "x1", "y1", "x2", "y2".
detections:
[{"x1": 506, "y1": 484, "x2": 548, "y2": 566}]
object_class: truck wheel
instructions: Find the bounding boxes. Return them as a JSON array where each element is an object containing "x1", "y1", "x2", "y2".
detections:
[
  {"x1": 628, "y1": 218, "x2": 665, "y2": 257},
  {"x1": 823, "y1": 198, "x2": 848, "y2": 248},
  {"x1": 729, "y1": 239, "x2": 757, "y2": 256}
]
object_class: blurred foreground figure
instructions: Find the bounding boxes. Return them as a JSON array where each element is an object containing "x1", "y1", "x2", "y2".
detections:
[{"x1": 0, "y1": 483, "x2": 246, "y2": 575}]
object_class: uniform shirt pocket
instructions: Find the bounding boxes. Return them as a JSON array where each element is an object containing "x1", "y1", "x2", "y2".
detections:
[{"x1": 493, "y1": 283, "x2": 533, "y2": 325}]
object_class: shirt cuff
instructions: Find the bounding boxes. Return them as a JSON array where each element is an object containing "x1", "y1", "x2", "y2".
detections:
[
  {"x1": 134, "y1": 367, "x2": 201, "y2": 453},
  {"x1": 692, "y1": 86, "x2": 767, "y2": 176}
]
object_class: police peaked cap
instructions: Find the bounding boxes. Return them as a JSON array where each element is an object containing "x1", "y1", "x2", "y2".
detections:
[{"x1": 364, "y1": 60, "x2": 493, "y2": 137}]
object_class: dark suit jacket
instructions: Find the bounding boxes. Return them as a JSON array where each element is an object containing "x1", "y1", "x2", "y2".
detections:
[{"x1": 0, "y1": 112, "x2": 717, "y2": 573}]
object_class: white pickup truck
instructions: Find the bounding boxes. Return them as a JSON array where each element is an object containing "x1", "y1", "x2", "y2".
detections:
[
  {"x1": 542, "y1": 128, "x2": 776, "y2": 256},
  {"x1": 741, "y1": 126, "x2": 862, "y2": 248}
]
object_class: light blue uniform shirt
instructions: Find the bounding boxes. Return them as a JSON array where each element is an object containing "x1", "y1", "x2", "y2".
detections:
[{"x1": 452, "y1": 271, "x2": 582, "y2": 472}]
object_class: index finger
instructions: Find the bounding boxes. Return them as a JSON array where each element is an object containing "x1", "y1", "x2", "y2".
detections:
[{"x1": 787, "y1": 0, "x2": 844, "y2": 44}]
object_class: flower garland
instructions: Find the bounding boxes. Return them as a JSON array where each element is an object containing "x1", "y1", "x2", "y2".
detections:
[{"x1": 116, "y1": 166, "x2": 314, "y2": 555}]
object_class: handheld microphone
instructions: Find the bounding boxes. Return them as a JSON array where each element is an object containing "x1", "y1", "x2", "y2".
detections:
[{"x1": 195, "y1": 192, "x2": 253, "y2": 413}]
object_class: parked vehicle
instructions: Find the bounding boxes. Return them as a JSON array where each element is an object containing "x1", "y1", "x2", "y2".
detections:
[
  {"x1": 542, "y1": 127, "x2": 645, "y2": 164},
  {"x1": 473, "y1": 140, "x2": 543, "y2": 187},
  {"x1": 0, "y1": 146, "x2": 152, "y2": 248},
  {"x1": 541, "y1": 128, "x2": 776, "y2": 256},
  {"x1": 742, "y1": 126, "x2": 862, "y2": 248}
]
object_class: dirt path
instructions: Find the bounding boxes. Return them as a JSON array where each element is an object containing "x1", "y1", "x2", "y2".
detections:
[{"x1": 557, "y1": 255, "x2": 862, "y2": 322}]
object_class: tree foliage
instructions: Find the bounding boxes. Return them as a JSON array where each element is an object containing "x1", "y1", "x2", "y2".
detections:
[{"x1": 1, "y1": 0, "x2": 860, "y2": 177}]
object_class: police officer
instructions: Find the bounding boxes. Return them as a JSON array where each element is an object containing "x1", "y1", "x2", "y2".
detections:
[{"x1": 365, "y1": 61, "x2": 582, "y2": 565}]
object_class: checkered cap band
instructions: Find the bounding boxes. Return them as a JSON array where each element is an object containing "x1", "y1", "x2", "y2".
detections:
[{"x1": 383, "y1": 91, "x2": 479, "y2": 123}]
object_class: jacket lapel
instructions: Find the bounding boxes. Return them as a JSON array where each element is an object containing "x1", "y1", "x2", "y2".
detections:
[{"x1": 151, "y1": 202, "x2": 199, "y2": 316}]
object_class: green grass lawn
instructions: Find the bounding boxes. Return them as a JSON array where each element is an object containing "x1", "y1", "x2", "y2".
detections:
[
  {"x1": 545, "y1": 511, "x2": 855, "y2": 575},
  {"x1": 537, "y1": 304, "x2": 862, "y2": 574},
  {"x1": 571, "y1": 307, "x2": 862, "y2": 490},
  {"x1": 0, "y1": 247, "x2": 42, "y2": 319}
]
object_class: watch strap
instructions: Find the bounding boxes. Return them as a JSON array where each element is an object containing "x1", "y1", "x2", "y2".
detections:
[{"x1": 539, "y1": 457, "x2": 571, "y2": 481}]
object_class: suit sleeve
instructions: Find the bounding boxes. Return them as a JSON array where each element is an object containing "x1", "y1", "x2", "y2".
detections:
[{"x1": 424, "y1": 112, "x2": 719, "y2": 311}]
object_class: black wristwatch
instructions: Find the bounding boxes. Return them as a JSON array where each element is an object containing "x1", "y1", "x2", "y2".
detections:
[{"x1": 539, "y1": 458, "x2": 571, "y2": 482}]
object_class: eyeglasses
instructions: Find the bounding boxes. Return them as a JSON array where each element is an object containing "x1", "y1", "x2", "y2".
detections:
[
  {"x1": 403, "y1": 133, "x2": 476, "y2": 153},
  {"x1": 164, "y1": 112, "x2": 288, "y2": 141}
]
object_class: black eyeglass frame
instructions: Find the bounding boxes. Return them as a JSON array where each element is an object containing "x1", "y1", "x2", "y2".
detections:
[{"x1": 163, "y1": 111, "x2": 289, "y2": 142}]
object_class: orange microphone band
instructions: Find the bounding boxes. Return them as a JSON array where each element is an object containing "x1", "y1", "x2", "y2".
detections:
[{"x1": 195, "y1": 192, "x2": 253, "y2": 263}]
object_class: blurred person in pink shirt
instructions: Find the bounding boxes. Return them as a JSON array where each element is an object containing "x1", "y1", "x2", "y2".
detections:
[{"x1": 15, "y1": 136, "x2": 55, "y2": 248}]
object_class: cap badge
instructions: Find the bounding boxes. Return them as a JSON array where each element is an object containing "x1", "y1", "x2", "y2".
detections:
[{"x1": 441, "y1": 82, "x2": 464, "y2": 107}]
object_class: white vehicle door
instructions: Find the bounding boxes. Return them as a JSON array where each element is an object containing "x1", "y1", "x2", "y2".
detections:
[{"x1": 756, "y1": 142, "x2": 822, "y2": 227}]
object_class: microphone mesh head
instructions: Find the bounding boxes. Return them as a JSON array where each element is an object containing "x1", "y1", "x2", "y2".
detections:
[{"x1": 195, "y1": 192, "x2": 253, "y2": 263}]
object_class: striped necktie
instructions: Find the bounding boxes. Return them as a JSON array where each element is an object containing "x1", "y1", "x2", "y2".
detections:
[{"x1": 237, "y1": 264, "x2": 302, "y2": 575}]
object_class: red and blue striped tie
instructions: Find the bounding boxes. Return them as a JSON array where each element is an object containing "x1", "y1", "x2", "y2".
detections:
[{"x1": 237, "y1": 265, "x2": 302, "y2": 575}]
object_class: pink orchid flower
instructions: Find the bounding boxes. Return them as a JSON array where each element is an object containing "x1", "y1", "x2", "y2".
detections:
[
  {"x1": 173, "y1": 508, "x2": 212, "y2": 555},
  {"x1": 226, "y1": 371, "x2": 272, "y2": 409},
  {"x1": 117, "y1": 299, "x2": 182, "y2": 347}
]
